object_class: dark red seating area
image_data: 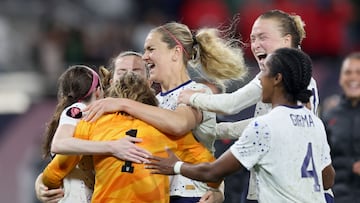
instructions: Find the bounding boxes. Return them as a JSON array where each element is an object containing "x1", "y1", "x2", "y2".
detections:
[
  {"x1": 237, "y1": 0, "x2": 354, "y2": 57},
  {"x1": 179, "y1": 0, "x2": 356, "y2": 57}
]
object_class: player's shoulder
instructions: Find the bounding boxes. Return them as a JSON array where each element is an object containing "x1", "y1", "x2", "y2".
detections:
[
  {"x1": 256, "y1": 105, "x2": 295, "y2": 124},
  {"x1": 187, "y1": 81, "x2": 212, "y2": 94},
  {"x1": 63, "y1": 102, "x2": 87, "y2": 119},
  {"x1": 248, "y1": 114, "x2": 270, "y2": 130}
]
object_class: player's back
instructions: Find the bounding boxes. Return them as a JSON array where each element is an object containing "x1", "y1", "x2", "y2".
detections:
[
  {"x1": 255, "y1": 105, "x2": 329, "y2": 203},
  {"x1": 74, "y1": 113, "x2": 215, "y2": 203}
]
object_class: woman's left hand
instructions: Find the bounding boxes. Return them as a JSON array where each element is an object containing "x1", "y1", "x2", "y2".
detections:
[
  {"x1": 83, "y1": 97, "x2": 121, "y2": 122},
  {"x1": 146, "y1": 148, "x2": 180, "y2": 175}
]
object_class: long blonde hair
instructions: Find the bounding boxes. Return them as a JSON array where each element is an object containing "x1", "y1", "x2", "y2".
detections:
[{"x1": 152, "y1": 22, "x2": 247, "y2": 86}]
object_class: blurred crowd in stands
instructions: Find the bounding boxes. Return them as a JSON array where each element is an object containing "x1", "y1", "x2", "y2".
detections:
[{"x1": 0, "y1": 0, "x2": 358, "y2": 95}]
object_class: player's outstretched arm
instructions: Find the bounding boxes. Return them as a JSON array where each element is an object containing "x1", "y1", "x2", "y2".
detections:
[
  {"x1": 147, "y1": 148, "x2": 242, "y2": 182},
  {"x1": 84, "y1": 97, "x2": 200, "y2": 137}
]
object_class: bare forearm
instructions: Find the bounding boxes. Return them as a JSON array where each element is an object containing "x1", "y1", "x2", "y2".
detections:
[
  {"x1": 180, "y1": 150, "x2": 242, "y2": 183},
  {"x1": 51, "y1": 124, "x2": 112, "y2": 155},
  {"x1": 121, "y1": 99, "x2": 197, "y2": 136},
  {"x1": 181, "y1": 162, "x2": 223, "y2": 183},
  {"x1": 51, "y1": 137, "x2": 113, "y2": 155}
]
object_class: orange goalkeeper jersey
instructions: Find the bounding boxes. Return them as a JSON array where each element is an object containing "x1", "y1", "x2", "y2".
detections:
[{"x1": 44, "y1": 113, "x2": 215, "y2": 203}]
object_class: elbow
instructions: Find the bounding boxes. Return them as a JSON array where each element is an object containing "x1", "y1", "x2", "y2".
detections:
[
  {"x1": 170, "y1": 130, "x2": 189, "y2": 137},
  {"x1": 171, "y1": 128, "x2": 190, "y2": 137},
  {"x1": 323, "y1": 176, "x2": 335, "y2": 190},
  {"x1": 42, "y1": 169, "x2": 62, "y2": 189},
  {"x1": 199, "y1": 164, "x2": 223, "y2": 182},
  {"x1": 168, "y1": 122, "x2": 192, "y2": 137},
  {"x1": 200, "y1": 168, "x2": 223, "y2": 183},
  {"x1": 183, "y1": 163, "x2": 223, "y2": 183},
  {"x1": 322, "y1": 165, "x2": 336, "y2": 190},
  {"x1": 50, "y1": 141, "x2": 64, "y2": 154},
  {"x1": 204, "y1": 173, "x2": 223, "y2": 183},
  {"x1": 51, "y1": 137, "x2": 73, "y2": 154},
  {"x1": 323, "y1": 180, "x2": 335, "y2": 190},
  {"x1": 220, "y1": 108, "x2": 237, "y2": 115},
  {"x1": 50, "y1": 144, "x2": 60, "y2": 154}
]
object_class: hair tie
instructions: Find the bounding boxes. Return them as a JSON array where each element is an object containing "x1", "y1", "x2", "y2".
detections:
[{"x1": 192, "y1": 35, "x2": 198, "y2": 46}]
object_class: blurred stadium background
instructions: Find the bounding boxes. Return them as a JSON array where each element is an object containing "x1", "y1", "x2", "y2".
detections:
[{"x1": 0, "y1": 0, "x2": 358, "y2": 202}]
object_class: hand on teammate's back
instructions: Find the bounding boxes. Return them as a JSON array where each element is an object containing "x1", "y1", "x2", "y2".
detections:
[
  {"x1": 83, "y1": 97, "x2": 120, "y2": 122},
  {"x1": 110, "y1": 136, "x2": 151, "y2": 163}
]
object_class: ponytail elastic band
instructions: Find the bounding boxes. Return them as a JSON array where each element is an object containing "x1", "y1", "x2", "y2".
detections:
[{"x1": 192, "y1": 34, "x2": 198, "y2": 46}]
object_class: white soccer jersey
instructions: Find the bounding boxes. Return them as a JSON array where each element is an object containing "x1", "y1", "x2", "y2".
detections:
[
  {"x1": 249, "y1": 76, "x2": 321, "y2": 200},
  {"x1": 156, "y1": 80, "x2": 217, "y2": 152},
  {"x1": 230, "y1": 105, "x2": 331, "y2": 203},
  {"x1": 191, "y1": 74, "x2": 320, "y2": 139},
  {"x1": 156, "y1": 80, "x2": 217, "y2": 197},
  {"x1": 57, "y1": 102, "x2": 94, "y2": 203}
]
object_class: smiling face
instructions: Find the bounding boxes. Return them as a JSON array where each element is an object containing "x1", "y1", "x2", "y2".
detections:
[
  {"x1": 250, "y1": 18, "x2": 291, "y2": 65},
  {"x1": 339, "y1": 57, "x2": 360, "y2": 100},
  {"x1": 142, "y1": 31, "x2": 174, "y2": 84}
]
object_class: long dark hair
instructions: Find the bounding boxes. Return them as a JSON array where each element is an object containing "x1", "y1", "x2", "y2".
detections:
[{"x1": 42, "y1": 65, "x2": 100, "y2": 159}]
